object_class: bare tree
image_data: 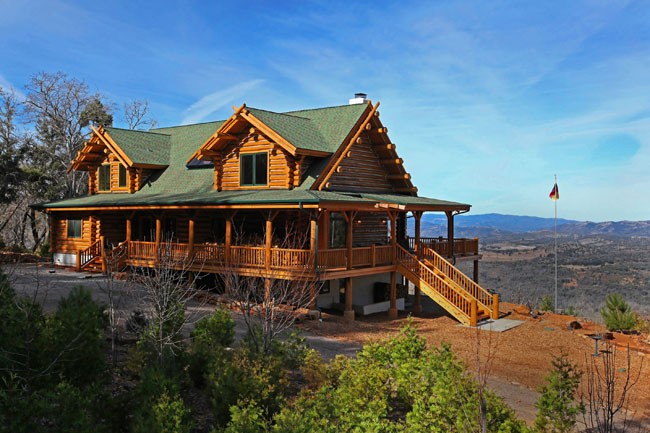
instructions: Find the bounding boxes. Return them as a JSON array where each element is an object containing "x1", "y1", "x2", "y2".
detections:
[
  {"x1": 123, "y1": 99, "x2": 157, "y2": 130},
  {"x1": 222, "y1": 223, "x2": 317, "y2": 355},
  {"x1": 581, "y1": 342, "x2": 643, "y2": 433},
  {"x1": 129, "y1": 239, "x2": 204, "y2": 365}
]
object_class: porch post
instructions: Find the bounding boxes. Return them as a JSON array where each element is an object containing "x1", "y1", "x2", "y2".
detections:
[
  {"x1": 309, "y1": 215, "x2": 318, "y2": 309},
  {"x1": 389, "y1": 271, "x2": 398, "y2": 319},
  {"x1": 413, "y1": 211, "x2": 422, "y2": 314},
  {"x1": 344, "y1": 277, "x2": 354, "y2": 321},
  {"x1": 188, "y1": 216, "x2": 195, "y2": 262},
  {"x1": 265, "y1": 215, "x2": 273, "y2": 272},
  {"x1": 389, "y1": 211, "x2": 397, "y2": 263},
  {"x1": 155, "y1": 217, "x2": 162, "y2": 263},
  {"x1": 473, "y1": 259, "x2": 479, "y2": 283},
  {"x1": 445, "y1": 211, "x2": 454, "y2": 258},
  {"x1": 126, "y1": 218, "x2": 132, "y2": 242},
  {"x1": 225, "y1": 217, "x2": 232, "y2": 266},
  {"x1": 345, "y1": 211, "x2": 355, "y2": 270}
]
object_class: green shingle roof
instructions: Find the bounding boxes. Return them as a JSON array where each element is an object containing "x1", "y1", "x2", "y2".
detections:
[
  {"x1": 104, "y1": 127, "x2": 171, "y2": 166},
  {"x1": 36, "y1": 103, "x2": 469, "y2": 212}
]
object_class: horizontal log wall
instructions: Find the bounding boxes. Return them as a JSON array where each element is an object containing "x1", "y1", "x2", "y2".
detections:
[
  {"x1": 51, "y1": 213, "x2": 94, "y2": 253},
  {"x1": 352, "y1": 212, "x2": 389, "y2": 247},
  {"x1": 326, "y1": 132, "x2": 394, "y2": 193},
  {"x1": 218, "y1": 134, "x2": 292, "y2": 190}
]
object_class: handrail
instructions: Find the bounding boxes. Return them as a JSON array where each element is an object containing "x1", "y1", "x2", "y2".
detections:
[
  {"x1": 77, "y1": 239, "x2": 103, "y2": 271},
  {"x1": 105, "y1": 242, "x2": 128, "y2": 272},
  {"x1": 421, "y1": 245, "x2": 497, "y2": 318},
  {"x1": 396, "y1": 245, "x2": 476, "y2": 325}
]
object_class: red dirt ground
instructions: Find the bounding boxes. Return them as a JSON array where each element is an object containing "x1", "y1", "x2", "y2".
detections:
[{"x1": 298, "y1": 302, "x2": 650, "y2": 425}]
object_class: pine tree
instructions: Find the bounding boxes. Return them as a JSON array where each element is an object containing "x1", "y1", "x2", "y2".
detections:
[{"x1": 535, "y1": 352, "x2": 583, "y2": 433}]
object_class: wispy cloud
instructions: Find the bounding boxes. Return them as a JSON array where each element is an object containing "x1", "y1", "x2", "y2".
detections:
[
  {"x1": 181, "y1": 80, "x2": 264, "y2": 125},
  {"x1": 0, "y1": 74, "x2": 25, "y2": 100}
]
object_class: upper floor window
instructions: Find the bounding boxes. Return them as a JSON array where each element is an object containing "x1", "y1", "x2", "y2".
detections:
[
  {"x1": 67, "y1": 219, "x2": 82, "y2": 238},
  {"x1": 240, "y1": 152, "x2": 268, "y2": 186},
  {"x1": 98, "y1": 165, "x2": 110, "y2": 191},
  {"x1": 118, "y1": 164, "x2": 127, "y2": 188}
]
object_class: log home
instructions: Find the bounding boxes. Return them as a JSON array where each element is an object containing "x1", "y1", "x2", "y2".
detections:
[{"x1": 34, "y1": 94, "x2": 498, "y2": 326}]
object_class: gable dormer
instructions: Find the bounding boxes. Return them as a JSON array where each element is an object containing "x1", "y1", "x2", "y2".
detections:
[
  {"x1": 190, "y1": 105, "x2": 334, "y2": 191},
  {"x1": 70, "y1": 126, "x2": 170, "y2": 194}
]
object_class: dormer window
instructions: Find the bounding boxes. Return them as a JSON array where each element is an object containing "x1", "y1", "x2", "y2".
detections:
[
  {"x1": 240, "y1": 152, "x2": 268, "y2": 186},
  {"x1": 98, "y1": 165, "x2": 110, "y2": 191},
  {"x1": 118, "y1": 164, "x2": 127, "y2": 188}
]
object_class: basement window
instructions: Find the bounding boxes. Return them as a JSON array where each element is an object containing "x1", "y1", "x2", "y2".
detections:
[
  {"x1": 240, "y1": 152, "x2": 268, "y2": 186},
  {"x1": 67, "y1": 219, "x2": 82, "y2": 238}
]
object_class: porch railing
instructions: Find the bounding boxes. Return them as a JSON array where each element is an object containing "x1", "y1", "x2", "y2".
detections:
[{"x1": 407, "y1": 237, "x2": 479, "y2": 257}]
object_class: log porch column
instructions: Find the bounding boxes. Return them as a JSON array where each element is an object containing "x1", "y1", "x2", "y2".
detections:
[
  {"x1": 126, "y1": 218, "x2": 132, "y2": 242},
  {"x1": 225, "y1": 217, "x2": 232, "y2": 266},
  {"x1": 188, "y1": 214, "x2": 195, "y2": 261},
  {"x1": 473, "y1": 259, "x2": 479, "y2": 283},
  {"x1": 344, "y1": 277, "x2": 354, "y2": 321},
  {"x1": 388, "y1": 211, "x2": 398, "y2": 319},
  {"x1": 344, "y1": 211, "x2": 356, "y2": 270},
  {"x1": 413, "y1": 211, "x2": 423, "y2": 314},
  {"x1": 155, "y1": 218, "x2": 162, "y2": 250},
  {"x1": 308, "y1": 215, "x2": 317, "y2": 309},
  {"x1": 445, "y1": 211, "x2": 455, "y2": 259}
]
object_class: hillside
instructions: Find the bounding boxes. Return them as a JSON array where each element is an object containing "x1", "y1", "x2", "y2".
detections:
[{"x1": 417, "y1": 214, "x2": 650, "y2": 320}]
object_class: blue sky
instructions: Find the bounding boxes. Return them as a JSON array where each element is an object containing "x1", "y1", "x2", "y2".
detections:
[{"x1": 1, "y1": 0, "x2": 649, "y2": 221}]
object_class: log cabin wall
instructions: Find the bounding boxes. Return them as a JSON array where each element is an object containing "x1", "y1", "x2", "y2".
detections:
[
  {"x1": 325, "y1": 132, "x2": 394, "y2": 193},
  {"x1": 51, "y1": 213, "x2": 93, "y2": 253},
  {"x1": 98, "y1": 213, "x2": 127, "y2": 247},
  {"x1": 217, "y1": 133, "x2": 293, "y2": 190},
  {"x1": 352, "y1": 212, "x2": 389, "y2": 246}
]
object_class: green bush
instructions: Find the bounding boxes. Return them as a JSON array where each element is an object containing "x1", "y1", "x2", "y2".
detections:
[
  {"x1": 38, "y1": 241, "x2": 50, "y2": 257},
  {"x1": 600, "y1": 293, "x2": 637, "y2": 331},
  {"x1": 540, "y1": 295, "x2": 554, "y2": 312},
  {"x1": 189, "y1": 308, "x2": 235, "y2": 386},
  {"x1": 49, "y1": 286, "x2": 108, "y2": 387}
]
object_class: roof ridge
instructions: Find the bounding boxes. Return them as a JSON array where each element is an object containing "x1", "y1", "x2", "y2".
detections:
[
  {"x1": 151, "y1": 120, "x2": 222, "y2": 131},
  {"x1": 247, "y1": 106, "x2": 311, "y2": 121},
  {"x1": 283, "y1": 103, "x2": 367, "y2": 115},
  {"x1": 105, "y1": 126, "x2": 171, "y2": 137}
]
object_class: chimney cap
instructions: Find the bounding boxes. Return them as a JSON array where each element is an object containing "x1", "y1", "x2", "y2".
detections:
[{"x1": 349, "y1": 92, "x2": 368, "y2": 105}]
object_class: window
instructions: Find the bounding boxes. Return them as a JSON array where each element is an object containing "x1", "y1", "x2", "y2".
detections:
[
  {"x1": 240, "y1": 152, "x2": 268, "y2": 186},
  {"x1": 98, "y1": 165, "x2": 110, "y2": 191},
  {"x1": 118, "y1": 164, "x2": 127, "y2": 188},
  {"x1": 67, "y1": 219, "x2": 82, "y2": 238},
  {"x1": 330, "y1": 212, "x2": 346, "y2": 248}
]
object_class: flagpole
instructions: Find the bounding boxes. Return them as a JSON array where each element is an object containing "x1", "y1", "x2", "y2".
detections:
[{"x1": 554, "y1": 174, "x2": 558, "y2": 312}]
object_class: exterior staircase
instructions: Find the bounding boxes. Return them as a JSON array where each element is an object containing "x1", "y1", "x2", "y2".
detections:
[{"x1": 396, "y1": 245, "x2": 498, "y2": 326}]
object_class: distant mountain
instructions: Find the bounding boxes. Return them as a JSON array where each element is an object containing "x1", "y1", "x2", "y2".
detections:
[{"x1": 418, "y1": 213, "x2": 650, "y2": 238}]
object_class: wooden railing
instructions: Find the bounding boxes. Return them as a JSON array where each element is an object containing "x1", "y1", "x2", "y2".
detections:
[
  {"x1": 397, "y1": 245, "x2": 477, "y2": 326},
  {"x1": 318, "y1": 248, "x2": 347, "y2": 269},
  {"x1": 421, "y1": 246, "x2": 498, "y2": 319},
  {"x1": 271, "y1": 248, "x2": 312, "y2": 269},
  {"x1": 106, "y1": 242, "x2": 128, "y2": 272},
  {"x1": 194, "y1": 244, "x2": 225, "y2": 265},
  {"x1": 77, "y1": 239, "x2": 103, "y2": 271},
  {"x1": 128, "y1": 241, "x2": 157, "y2": 260},
  {"x1": 407, "y1": 237, "x2": 479, "y2": 257},
  {"x1": 231, "y1": 246, "x2": 265, "y2": 268}
]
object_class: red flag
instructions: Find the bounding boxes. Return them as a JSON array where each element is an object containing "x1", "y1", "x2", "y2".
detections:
[{"x1": 549, "y1": 182, "x2": 559, "y2": 200}]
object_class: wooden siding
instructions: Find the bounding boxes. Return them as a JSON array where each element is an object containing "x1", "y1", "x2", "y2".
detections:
[
  {"x1": 216, "y1": 133, "x2": 293, "y2": 190},
  {"x1": 87, "y1": 153, "x2": 136, "y2": 194},
  {"x1": 325, "y1": 132, "x2": 394, "y2": 193}
]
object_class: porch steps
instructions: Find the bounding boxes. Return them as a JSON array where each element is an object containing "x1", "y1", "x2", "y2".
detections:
[
  {"x1": 81, "y1": 256, "x2": 103, "y2": 273},
  {"x1": 396, "y1": 246, "x2": 498, "y2": 327}
]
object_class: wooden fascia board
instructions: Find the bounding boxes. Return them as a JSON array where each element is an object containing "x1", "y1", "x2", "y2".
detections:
[
  {"x1": 68, "y1": 134, "x2": 104, "y2": 172},
  {"x1": 402, "y1": 204, "x2": 471, "y2": 212},
  {"x1": 296, "y1": 149, "x2": 331, "y2": 158},
  {"x1": 314, "y1": 102, "x2": 379, "y2": 190},
  {"x1": 131, "y1": 163, "x2": 169, "y2": 169},
  {"x1": 186, "y1": 104, "x2": 246, "y2": 164},
  {"x1": 239, "y1": 111, "x2": 298, "y2": 156},
  {"x1": 92, "y1": 126, "x2": 134, "y2": 168},
  {"x1": 44, "y1": 203, "x2": 322, "y2": 212}
]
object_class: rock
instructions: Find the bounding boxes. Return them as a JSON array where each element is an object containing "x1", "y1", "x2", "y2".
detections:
[{"x1": 568, "y1": 320, "x2": 582, "y2": 330}]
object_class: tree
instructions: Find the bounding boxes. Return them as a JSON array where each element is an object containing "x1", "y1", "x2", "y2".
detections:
[
  {"x1": 534, "y1": 351, "x2": 583, "y2": 433},
  {"x1": 222, "y1": 222, "x2": 317, "y2": 356},
  {"x1": 581, "y1": 342, "x2": 643, "y2": 433},
  {"x1": 0, "y1": 88, "x2": 24, "y2": 205},
  {"x1": 123, "y1": 99, "x2": 157, "y2": 130},
  {"x1": 23, "y1": 71, "x2": 112, "y2": 199},
  {"x1": 600, "y1": 294, "x2": 637, "y2": 332}
]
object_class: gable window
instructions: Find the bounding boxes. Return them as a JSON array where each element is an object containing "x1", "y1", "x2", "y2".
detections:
[
  {"x1": 98, "y1": 165, "x2": 111, "y2": 191},
  {"x1": 118, "y1": 164, "x2": 127, "y2": 188},
  {"x1": 67, "y1": 219, "x2": 82, "y2": 238},
  {"x1": 240, "y1": 152, "x2": 268, "y2": 186}
]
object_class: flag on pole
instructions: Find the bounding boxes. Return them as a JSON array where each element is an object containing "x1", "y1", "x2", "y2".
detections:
[{"x1": 549, "y1": 182, "x2": 559, "y2": 200}]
